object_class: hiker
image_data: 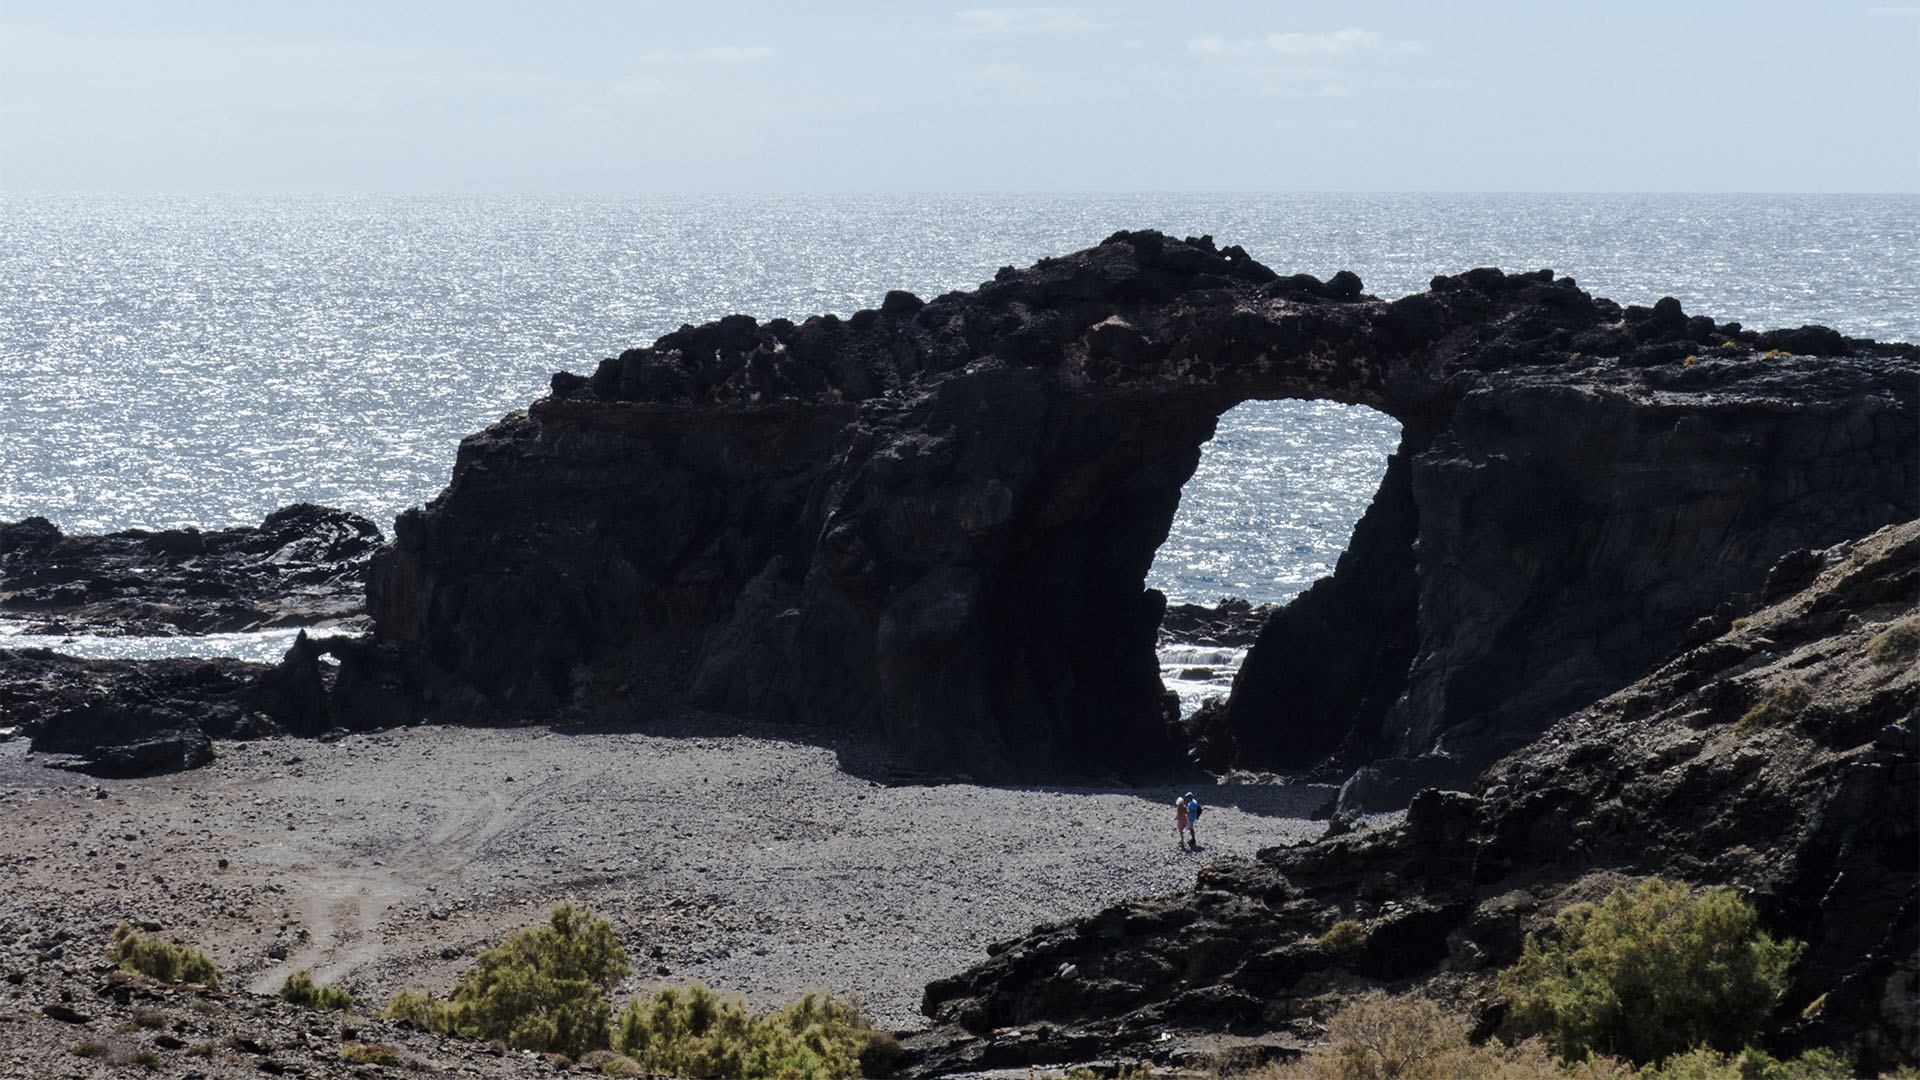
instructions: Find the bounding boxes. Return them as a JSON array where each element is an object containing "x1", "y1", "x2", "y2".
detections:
[{"x1": 1175, "y1": 791, "x2": 1201, "y2": 849}]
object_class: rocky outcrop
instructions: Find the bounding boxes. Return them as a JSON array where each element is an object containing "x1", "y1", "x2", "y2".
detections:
[
  {"x1": 0, "y1": 651, "x2": 272, "y2": 776},
  {"x1": 0, "y1": 627, "x2": 405, "y2": 777},
  {"x1": 911, "y1": 520, "x2": 1920, "y2": 1072},
  {"x1": 1158, "y1": 597, "x2": 1277, "y2": 649},
  {"x1": 363, "y1": 231, "x2": 1917, "y2": 781},
  {"x1": 0, "y1": 504, "x2": 381, "y2": 637}
]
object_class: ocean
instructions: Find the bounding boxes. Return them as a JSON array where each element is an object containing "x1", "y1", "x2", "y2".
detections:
[{"x1": 3, "y1": 192, "x2": 1915, "y2": 690}]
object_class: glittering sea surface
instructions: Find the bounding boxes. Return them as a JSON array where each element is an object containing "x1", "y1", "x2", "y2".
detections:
[{"x1": 3, "y1": 193, "x2": 1915, "y2": 671}]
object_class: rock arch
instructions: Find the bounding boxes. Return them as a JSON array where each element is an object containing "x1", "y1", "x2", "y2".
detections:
[{"x1": 364, "y1": 231, "x2": 1918, "y2": 782}]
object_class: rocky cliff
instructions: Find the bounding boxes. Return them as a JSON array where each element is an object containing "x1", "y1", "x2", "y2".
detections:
[
  {"x1": 360, "y1": 232, "x2": 1916, "y2": 782},
  {"x1": 913, "y1": 520, "x2": 1920, "y2": 1072}
]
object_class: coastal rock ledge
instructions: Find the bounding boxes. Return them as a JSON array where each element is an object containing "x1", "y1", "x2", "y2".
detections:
[{"x1": 361, "y1": 231, "x2": 1917, "y2": 781}]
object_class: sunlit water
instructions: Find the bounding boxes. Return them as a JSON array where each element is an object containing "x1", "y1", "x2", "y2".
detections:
[
  {"x1": 0, "y1": 623, "x2": 312, "y2": 665},
  {"x1": 3, "y1": 193, "x2": 1913, "y2": 683}
]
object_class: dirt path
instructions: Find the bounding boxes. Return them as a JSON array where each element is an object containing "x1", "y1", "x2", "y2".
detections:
[{"x1": 0, "y1": 719, "x2": 1331, "y2": 1031}]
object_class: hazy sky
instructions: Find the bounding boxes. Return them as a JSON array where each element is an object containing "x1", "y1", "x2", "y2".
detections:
[{"x1": 3, "y1": 2, "x2": 1916, "y2": 192}]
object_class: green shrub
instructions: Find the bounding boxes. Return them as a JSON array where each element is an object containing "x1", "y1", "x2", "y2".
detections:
[
  {"x1": 1868, "y1": 619, "x2": 1919, "y2": 663},
  {"x1": 444, "y1": 901, "x2": 629, "y2": 1055},
  {"x1": 758, "y1": 991, "x2": 883, "y2": 1080},
  {"x1": 1498, "y1": 878, "x2": 1802, "y2": 1063},
  {"x1": 385, "y1": 902, "x2": 629, "y2": 1058},
  {"x1": 381, "y1": 905, "x2": 889, "y2": 1076},
  {"x1": 614, "y1": 983, "x2": 757, "y2": 1078},
  {"x1": 1734, "y1": 685, "x2": 1809, "y2": 736},
  {"x1": 70, "y1": 1041, "x2": 108, "y2": 1058},
  {"x1": 278, "y1": 968, "x2": 355, "y2": 1011},
  {"x1": 105, "y1": 923, "x2": 221, "y2": 988},
  {"x1": 613, "y1": 985, "x2": 884, "y2": 1080},
  {"x1": 1319, "y1": 919, "x2": 1368, "y2": 953}
]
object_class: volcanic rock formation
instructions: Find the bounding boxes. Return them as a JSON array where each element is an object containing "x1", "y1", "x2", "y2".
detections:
[
  {"x1": 363, "y1": 232, "x2": 1918, "y2": 781},
  {"x1": 0, "y1": 503, "x2": 381, "y2": 637},
  {"x1": 911, "y1": 520, "x2": 1920, "y2": 1073}
]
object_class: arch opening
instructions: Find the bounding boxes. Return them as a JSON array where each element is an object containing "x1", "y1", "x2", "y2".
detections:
[{"x1": 1150, "y1": 399, "x2": 1403, "y2": 719}]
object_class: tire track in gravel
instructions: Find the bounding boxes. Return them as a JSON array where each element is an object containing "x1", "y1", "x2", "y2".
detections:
[{"x1": 248, "y1": 774, "x2": 559, "y2": 991}]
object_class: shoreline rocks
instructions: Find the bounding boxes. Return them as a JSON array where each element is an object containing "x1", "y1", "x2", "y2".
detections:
[
  {"x1": 0, "y1": 503, "x2": 381, "y2": 638},
  {"x1": 1158, "y1": 597, "x2": 1276, "y2": 648}
]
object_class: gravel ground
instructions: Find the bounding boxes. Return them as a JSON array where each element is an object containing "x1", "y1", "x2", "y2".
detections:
[{"x1": 0, "y1": 713, "x2": 1332, "y2": 1048}]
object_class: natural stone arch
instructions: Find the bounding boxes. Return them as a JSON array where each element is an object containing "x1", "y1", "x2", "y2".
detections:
[{"x1": 362, "y1": 232, "x2": 1918, "y2": 783}]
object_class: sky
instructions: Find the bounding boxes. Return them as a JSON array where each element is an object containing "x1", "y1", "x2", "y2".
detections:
[{"x1": 2, "y1": 2, "x2": 1916, "y2": 192}]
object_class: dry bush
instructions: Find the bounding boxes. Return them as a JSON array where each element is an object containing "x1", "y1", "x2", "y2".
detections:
[
  {"x1": 340, "y1": 1041, "x2": 402, "y2": 1065},
  {"x1": 1243, "y1": 990, "x2": 1559, "y2": 1080},
  {"x1": 1867, "y1": 619, "x2": 1919, "y2": 664},
  {"x1": 1735, "y1": 685, "x2": 1809, "y2": 735}
]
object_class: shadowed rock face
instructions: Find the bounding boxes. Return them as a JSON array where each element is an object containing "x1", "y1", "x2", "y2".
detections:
[
  {"x1": 912, "y1": 520, "x2": 1920, "y2": 1073},
  {"x1": 363, "y1": 231, "x2": 1918, "y2": 780}
]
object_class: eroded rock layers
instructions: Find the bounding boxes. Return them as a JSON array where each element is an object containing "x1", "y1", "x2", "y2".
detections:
[{"x1": 364, "y1": 231, "x2": 1917, "y2": 780}]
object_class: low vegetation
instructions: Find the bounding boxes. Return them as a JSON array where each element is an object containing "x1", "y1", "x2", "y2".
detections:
[
  {"x1": 386, "y1": 902, "x2": 896, "y2": 1077},
  {"x1": 339, "y1": 1041, "x2": 402, "y2": 1066},
  {"x1": 1318, "y1": 919, "x2": 1368, "y2": 953},
  {"x1": 1735, "y1": 684, "x2": 1810, "y2": 736},
  {"x1": 386, "y1": 901, "x2": 629, "y2": 1057},
  {"x1": 278, "y1": 968, "x2": 355, "y2": 1011},
  {"x1": 1499, "y1": 878, "x2": 1802, "y2": 1063},
  {"x1": 1241, "y1": 991, "x2": 1858, "y2": 1080},
  {"x1": 1245, "y1": 989, "x2": 1558, "y2": 1080},
  {"x1": 614, "y1": 985, "x2": 891, "y2": 1080},
  {"x1": 105, "y1": 922, "x2": 221, "y2": 988},
  {"x1": 1867, "y1": 618, "x2": 1918, "y2": 663}
]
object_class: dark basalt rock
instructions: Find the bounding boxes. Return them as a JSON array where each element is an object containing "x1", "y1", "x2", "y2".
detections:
[
  {"x1": 0, "y1": 503, "x2": 382, "y2": 636},
  {"x1": 909, "y1": 521, "x2": 1920, "y2": 1073},
  {"x1": 360, "y1": 232, "x2": 1919, "y2": 781},
  {"x1": 1157, "y1": 597, "x2": 1276, "y2": 648},
  {"x1": 1, "y1": 651, "x2": 264, "y2": 776},
  {"x1": 0, "y1": 628, "x2": 396, "y2": 776}
]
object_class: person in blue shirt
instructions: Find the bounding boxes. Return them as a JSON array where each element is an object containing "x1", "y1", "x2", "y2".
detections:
[{"x1": 1175, "y1": 791, "x2": 1201, "y2": 849}]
